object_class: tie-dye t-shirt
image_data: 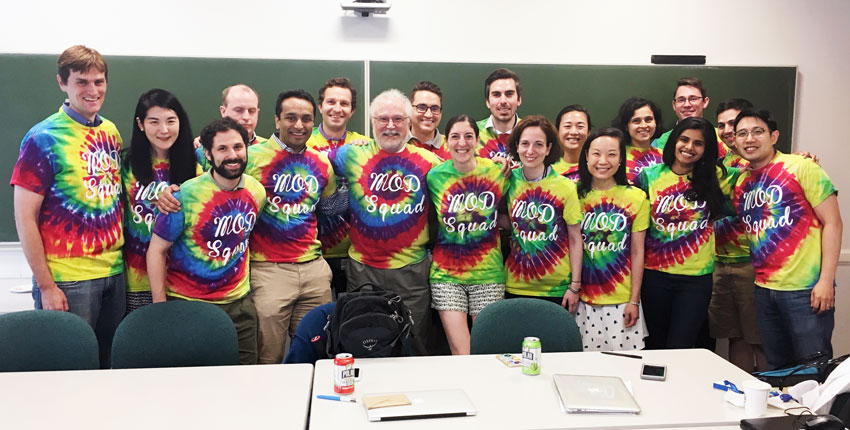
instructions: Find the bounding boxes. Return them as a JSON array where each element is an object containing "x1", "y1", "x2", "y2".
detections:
[
  {"x1": 579, "y1": 186, "x2": 650, "y2": 305},
  {"x1": 552, "y1": 159, "x2": 580, "y2": 182},
  {"x1": 734, "y1": 152, "x2": 837, "y2": 291},
  {"x1": 121, "y1": 158, "x2": 171, "y2": 293},
  {"x1": 476, "y1": 117, "x2": 511, "y2": 161},
  {"x1": 506, "y1": 168, "x2": 583, "y2": 297},
  {"x1": 409, "y1": 133, "x2": 451, "y2": 162},
  {"x1": 245, "y1": 139, "x2": 336, "y2": 263},
  {"x1": 307, "y1": 126, "x2": 368, "y2": 258},
  {"x1": 152, "y1": 172, "x2": 266, "y2": 303},
  {"x1": 715, "y1": 152, "x2": 750, "y2": 262},
  {"x1": 330, "y1": 140, "x2": 441, "y2": 269},
  {"x1": 427, "y1": 158, "x2": 509, "y2": 284},
  {"x1": 10, "y1": 108, "x2": 123, "y2": 282},
  {"x1": 625, "y1": 145, "x2": 663, "y2": 184},
  {"x1": 635, "y1": 164, "x2": 737, "y2": 276}
]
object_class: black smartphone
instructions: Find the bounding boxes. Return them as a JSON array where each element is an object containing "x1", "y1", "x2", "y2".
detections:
[{"x1": 640, "y1": 363, "x2": 667, "y2": 381}]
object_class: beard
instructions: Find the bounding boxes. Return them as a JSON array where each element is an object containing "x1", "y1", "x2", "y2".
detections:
[{"x1": 210, "y1": 156, "x2": 247, "y2": 179}]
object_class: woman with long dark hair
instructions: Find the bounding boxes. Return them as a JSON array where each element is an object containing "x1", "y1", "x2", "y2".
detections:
[
  {"x1": 611, "y1": 97, "x2": 665, "y2": 183},
  {"x1": 122, "y1": 88, "x2": 197, "y2": 312},
  {"x1": 575, "y1": 127, "x2": 649, "y2": 351},
  {"x1": 427, "y1": 114, "x2": 509, "y2": 354},
  {"x1": 634, "y1": 117, "x2": 737, "y2": 349}
]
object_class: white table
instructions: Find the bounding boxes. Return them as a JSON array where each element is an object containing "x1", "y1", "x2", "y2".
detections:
[
  {"x1": 310, "y1": 349, "x2": 782, "y2": 429},
  {"x1": 0, "y1": 363, "x2": 314, "y2": 430}
]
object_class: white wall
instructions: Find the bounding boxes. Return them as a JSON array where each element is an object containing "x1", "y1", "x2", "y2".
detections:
[{"x1": 2, "y1": 0, "x2": 848, "y2": 350}]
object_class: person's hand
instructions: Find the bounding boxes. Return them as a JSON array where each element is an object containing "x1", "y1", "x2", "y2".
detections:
[
  {"x1": 623, "y1": 303, "x2": 639, "y2": 328},
  {"x1": 491, "y1": 155, "x2": 512, "y2": 177},
  {"x1": 793, "y1": 151, "x2": 819, "y2": 164},
  {"x1": 155, "y1": 184, "x2": 181, "y2": 214},
  {"x1": 39, "y1": 283, "x2": 68, "y2": 311},
  {"x1": 193, "y1": 136, "x2": 202, "y2": 149},
  {"x1": 810, "y1": 280, "x2": 834, "y2": 314},
  {"x1": 562, "y1": 289, "x2": 579, "y2": 313},
  {"x1": 349, "y1": 139, "x2": 370, "y2": 146}
]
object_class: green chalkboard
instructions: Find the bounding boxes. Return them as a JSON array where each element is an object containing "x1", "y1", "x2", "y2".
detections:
[
  {"x1": 0, "y1": 54, "x2": 365, "y2": 241},
  {"x1": 369, "y1": 60, "x2": 796, "y2": 151}
]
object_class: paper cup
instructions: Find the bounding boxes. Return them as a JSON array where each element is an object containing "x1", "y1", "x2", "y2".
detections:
[{"x1": 741, "y1": 379, "x2": 771, "y2": 417}]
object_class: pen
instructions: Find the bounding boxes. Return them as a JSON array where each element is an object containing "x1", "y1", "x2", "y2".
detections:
[
  {"x1": 317, "y1": 395, "x2": 356, "y2": 403},
  {"x1": 601, "y1": 351, "x2": 643, "y2": 359}
]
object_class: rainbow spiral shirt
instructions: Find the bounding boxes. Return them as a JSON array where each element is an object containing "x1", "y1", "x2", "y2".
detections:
[
  {"x1": 329, "y1": 140, "x2": 441, "y2": 269},
  {"x1": 636, "y1": 164, "x2": 737, "y2": 276},
  {"x1": 476, "y1": 117, "x2": 519, "y2": 168},
  {"x1": 715, "y1": 152, "x2": 750, "y2": 262},
  {"x1": 427, "y1": 158, "x2": 509, "y2": 284},
  {"x1": 245, "y1": 139, "x2": 336, "y2": 263},
  {"x1": 552, "y1": 159, "x2": 580, "y2": 182},
  {"x1": 409, "y1": 134, "x2": 451, "y2": 162},
  {"x1": 579, "y1": 186, "x2": 650, "y2": 305},
  {"x1": 625, "y1": 145, "x2": 663, "y2": 184},
  {"x1": 121, "y1": 158, "x2": 171, "y2": 293},
  {"x1": 152, "y1": 172, "x2": 265, "y2": 303},
  {"x1": 306, "y1": 127, "x2": 368, "y2": 258},
  {"x1": 506, "y1": 168, "x2": 582, "y2": 297},
  {"x1": 734, "y1": 152, "x2": 837, "y2": 291},
  {"x1": 10, "y1": 108, "x2": 123, "y2": 281}
]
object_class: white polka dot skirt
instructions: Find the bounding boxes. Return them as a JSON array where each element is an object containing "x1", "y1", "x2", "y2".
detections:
[{"x1": 575, "y1": 301, "x2": 647, "y2": 351}]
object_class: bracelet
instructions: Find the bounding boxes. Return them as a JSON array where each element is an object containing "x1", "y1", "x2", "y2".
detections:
[
  {"x1": 570, "y1": 280, "x2": 581, "y2": 284},
  {"x1": 627, "y1": 301, "x2": 640, "y2": 306},
  {"x1": 568, "y1": 286, "x2": 581, "y2": 294}
]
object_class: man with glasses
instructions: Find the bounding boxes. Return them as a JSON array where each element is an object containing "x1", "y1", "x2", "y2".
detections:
[
  {"x1": 328, "y1": 89, "x2": 442, "y2": 355},
  {"x1": 652, "y1": 77, "x2": 720, "y2": 154},
  {"x1": 407, "y1": 81, "x2": 450, "y2": 161},
  {"x1": 732, "y1": 108, "x2": 841, "y2": 369},
  {"x1": 477, "y1": 68, "x2": 522, "y2": 164},
  {"x1": 307, "y1": 77, "x2": 367, "y2": 299}
]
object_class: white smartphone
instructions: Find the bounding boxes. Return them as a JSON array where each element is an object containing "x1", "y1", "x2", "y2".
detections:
[{"x1": 640, "y1": 364, "x2": 667, "y2": 381}]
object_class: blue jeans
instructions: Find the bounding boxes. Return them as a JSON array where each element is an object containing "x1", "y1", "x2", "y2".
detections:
[
  {"x1": 33, "y1": 273, "x2": 126, "y2": 368},
  {"x1": 753, "y1": 286, "x2": 834, "y2": 369}
]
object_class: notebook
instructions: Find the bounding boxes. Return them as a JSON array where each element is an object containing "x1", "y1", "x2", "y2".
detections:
[
  {"x1": 363, "y1": 389, "x2": 477, "y2": 422},
  {"x1": 553, "y1": 374, "x2": 641, "y2": 414}
]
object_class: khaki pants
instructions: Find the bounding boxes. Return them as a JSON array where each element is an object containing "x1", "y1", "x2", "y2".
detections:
[
  {"x1": 169, "y1": 293, "x2": 258, "y2": 365},
  {"x1": 251, "y1": 258, "x2": 333, "y2": 364},
  {"x1": 347, "y1": 257, "x2": 434, "y2": 356}
]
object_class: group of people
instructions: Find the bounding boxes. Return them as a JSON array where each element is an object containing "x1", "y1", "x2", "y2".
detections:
[{"x1": 11, "y1": 45, "x2": 841, "y2": 372}]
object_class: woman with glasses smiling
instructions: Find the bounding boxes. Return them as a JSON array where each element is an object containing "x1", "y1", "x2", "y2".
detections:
[
  {"x1": 634, "y1": 117, "x2": 739, "y2": 350},
  {"x1": 426, "y1": 115, "x2": 509, "y2": 355}
]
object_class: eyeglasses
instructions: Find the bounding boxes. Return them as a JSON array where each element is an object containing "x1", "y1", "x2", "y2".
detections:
[
  {"x1": 414, "y1": 104, "x2": 442, "y2": 114},
  {"x1": 373, "y1": 116, "x2": 407, "y2": 126},
  {"x1": 673, "y1": 96, "x2": 704, "y2": 105},
  {"x1": 735, "y1": 127, "x2": 767, "y2": 140}
]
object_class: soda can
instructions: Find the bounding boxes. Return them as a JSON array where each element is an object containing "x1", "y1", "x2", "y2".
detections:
[
  {"x1": 334, "y1": 353, "x2": 356, "y2": 394},
  {"x1": 522, "y1": 337, "x2": 541, "y2": 376}
]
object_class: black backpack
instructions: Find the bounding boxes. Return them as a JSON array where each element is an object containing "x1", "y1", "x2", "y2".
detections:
[{"x1": 319, "y1": 284, "x2": 413, "y2": 359}]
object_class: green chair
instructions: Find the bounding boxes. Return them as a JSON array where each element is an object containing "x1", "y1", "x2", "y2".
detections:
[
  {"x1": 0, "y1": 310, "x2": 99, "y2": 372},
  {"x1": 111, "y1": 300, "x2": 239, "y2": 368},
  {"x1": 470, "y1": 298, "x2": 582, "y2": 354}
]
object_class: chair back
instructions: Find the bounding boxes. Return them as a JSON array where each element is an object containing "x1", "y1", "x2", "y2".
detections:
[
  {"x1": 470, "y1": 298, "x2": 582, "y2": 354},
  {"x1": 0, "y1": 310, "x2": 99, "y2": 371},
  {"x1": 111, "y1": 301, "x2": 239, "y2": 368}
]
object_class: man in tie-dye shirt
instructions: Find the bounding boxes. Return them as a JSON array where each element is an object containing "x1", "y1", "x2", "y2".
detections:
[
  {"x1": 248, "y1": 90, "x2": 343, "y2": 364},
  {"x1": 11, "y1": 45, "x2": 124, "y2": 368},
  {"x1": 329, "y1": 89, "x2": 442, "y2": 355},
  {"x1": 148, "y1": 118, "x2": 266, "y2": 365},
  {"x1": 407, "y1": 81, "x2": 449, "y2": 161},
  {"x1": 652, "y1": 77, "x2": 726, "y2": 161},
  {"x1": 307, "y1": 77, "x2": 367, "y2": 298},
  {"x1": 733, "y1": 108, "x2": 842, "y2": 369},
  {"x1": 195, "y1": 84, "x2": 267, "y2": 169},
  {"x1": 477, "y1": 68, "x2": 521, "y2": 164}
]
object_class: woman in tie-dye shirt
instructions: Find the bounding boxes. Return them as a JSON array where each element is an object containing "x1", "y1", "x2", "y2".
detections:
[
  {"x1": 575, "y1": 128, "x2": 649, "y2": 351},
  {"x1": 611, "y1": 97, "x2": 666, "y2": 184},
  {"x1": 635, "y1": 117, "x2": 737, "y2": 350},
  {"x1": 504, "y1": 116, "x2": 583, "y2": 312},
  {"x1": 551, "y1": 104, "x2": 591, "y2": 182},
  {"x1": 121, "y1": 89, "x2": 198, "y2": 313},
  {"x1": 427, "y1": 115, "x2": 509, "y2": 355}
]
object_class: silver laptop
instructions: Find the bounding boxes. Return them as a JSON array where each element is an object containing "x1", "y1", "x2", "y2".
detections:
[
  {"x1": 553, "y1": 374, "x2": 641, "y2": 414},
  {"x1": 363, "y1": 389, "x2": 477, "y2": 422}
]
